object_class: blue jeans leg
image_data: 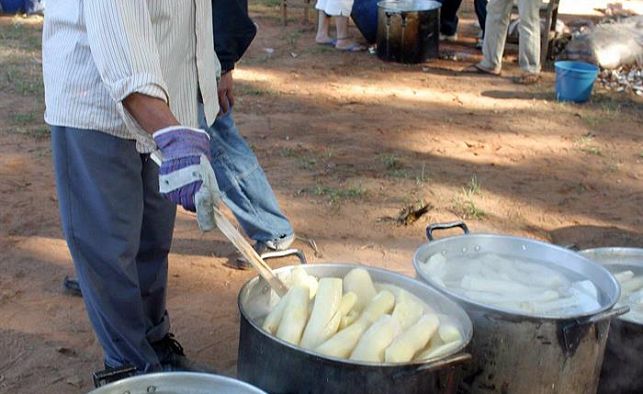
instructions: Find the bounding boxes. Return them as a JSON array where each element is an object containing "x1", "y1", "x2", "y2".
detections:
[
  {"x1": 199, "y1": 107, "x2": 293, "y2": 243},
  {"x1": 51, "y1": 126, "x2": 176, "y2": 372},
  {"x1": 474, "y1": 0, "x2": 488, "y2": 37},
  {"x1": 437, "y1": 0, "x2": 463, "y2": 36}
]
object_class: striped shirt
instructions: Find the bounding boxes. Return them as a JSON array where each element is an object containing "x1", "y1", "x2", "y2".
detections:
[{"x1": 42, "y1": 0, "x2": 221, "y2": 153}]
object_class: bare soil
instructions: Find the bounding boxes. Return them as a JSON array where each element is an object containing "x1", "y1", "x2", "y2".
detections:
[{"x1": 0, "y1": 4, "x2": 641, "y2": 393}]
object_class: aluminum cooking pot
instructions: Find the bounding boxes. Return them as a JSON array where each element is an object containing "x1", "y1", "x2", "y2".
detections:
[
  {"x1": 579, "y1": 247, "x2": 643, "y2": 394},
  {"x1": 237, "y1": 263, "x2": 474, "y2": 394},
  {"x1": 89, "y1": 372, "x2": 266, "y2": 394},
  {"x1": 412, "y1": 222, "x2": 627, "y2": 394}
]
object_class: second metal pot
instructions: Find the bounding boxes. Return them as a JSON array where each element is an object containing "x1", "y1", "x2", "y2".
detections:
[{"x1": 413, "y1": 222, "x2": 626, "y2": 394}]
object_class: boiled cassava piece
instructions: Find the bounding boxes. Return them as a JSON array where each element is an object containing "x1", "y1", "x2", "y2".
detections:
[
  {"x1": 315, "y1": 290, "x2": 395, "y2": 358},
  {"x1": 300, "y1": 278, "x2": 344, "y2": 349},
  {"x1": 417, "y1": 338, "x2": 463, "y2": 360},
  {"x1": 276, "y1": 285, "x2": 310, "y2": 345},
  {"x1": 350, "y1": 315, "x2": 400, "y2": 362},
  {"x1": 262, "y1": 291, "x2": 290, "y2": 335},
  {"x1": 344, "y1": 268, "x2": 378, "y2": 312},
  {"x1": 438, "y1": 321, "x2": 462, "y2": 344},
  {"x1": 391, "y1": 288, "x2": 425, "y2": 330},
  {"x1": 385, "y1": 314, "x2": 440, "y2": 363}
]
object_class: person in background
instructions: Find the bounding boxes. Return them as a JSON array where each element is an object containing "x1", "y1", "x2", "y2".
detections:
[
  {"x1": 208, "y1": 0, "x2": 295, "y2": 266},
  {"x1": 465, "y1": 0, "x2": 541, "y2": 84},
  {"x1": 474, "y1": 0, "x2": 488, "y2": 49},
  {"x1": 44, "y1": 0, "x2": 220, "y2": 377},
  {"x1": 437, "y1": 0, "x2": 463, "y2": 41},
  {"x1": 315, "y1": 0, "x2": 365, "y2": 51}
]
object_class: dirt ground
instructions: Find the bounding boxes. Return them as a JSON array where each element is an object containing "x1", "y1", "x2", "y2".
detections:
[{"x1": 0, "y1": 3, "x2": 641, "y2": 393}]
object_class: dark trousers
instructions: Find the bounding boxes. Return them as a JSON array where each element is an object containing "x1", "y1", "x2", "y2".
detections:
[
  {"x1": 475, "y1": 0, "x2": 488, "y2": 37},
  {"x1": 51, "y1": 126, "x2": 176, "y2": 372},
  {"x1": 438, "y1": 0, "x2": 463, "y2": 36}
]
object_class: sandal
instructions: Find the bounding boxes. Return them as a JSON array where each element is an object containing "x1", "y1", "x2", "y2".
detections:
[
  {"x1": 512, "y1": 73, "x2": 541, "y2": 85},
  {"x1": 335, "y1": 43, "x2": 366, "y2": 52},
  {"x1": 316, "y1": 38, "x2": 337, "y2": 46},
  {"x1": 462, "y1": 63, "x2": 501, "y2": 76}
]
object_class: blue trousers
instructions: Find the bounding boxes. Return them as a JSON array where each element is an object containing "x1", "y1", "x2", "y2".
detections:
[
  {"x1": 475, "y1": 0, "x2": 488, "y2": 37},
  {"x1": 51, "y1": 126, "x2": 175, "y2": 372},
  {"x1": 200, "y1": 108, "x2": 293, "y2": 243},
  {"x1": 437, "y1": 0, "x2": 463, "y2": 36}
]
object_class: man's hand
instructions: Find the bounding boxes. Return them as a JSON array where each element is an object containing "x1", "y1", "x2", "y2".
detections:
[
  {"x1": 153, "y1": 127, "x2": 215, "y2": 212},
  {"x1": 217, "y1": 71, "x2": 235, "y2": 114}
]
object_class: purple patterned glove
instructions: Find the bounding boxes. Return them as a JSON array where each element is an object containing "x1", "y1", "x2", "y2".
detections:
[{"x1": 153, "y1": 126, "x2": 212, "y2": 212}]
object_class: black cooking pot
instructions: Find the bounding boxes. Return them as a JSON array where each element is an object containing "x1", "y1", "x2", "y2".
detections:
[
  {"x1": 376, "y1": 0, "x2": 441, "y2": 64},
  {"x1": 237, "y1": 263, "x2": 473, "y2": 394}
]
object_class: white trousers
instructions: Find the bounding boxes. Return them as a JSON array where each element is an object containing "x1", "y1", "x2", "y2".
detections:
[
  {"x1": 480, "y1": 0, "x2": 541, "y2": 74},
  {"x1": 315, "y1": 0, "x2": 354, "y2": 17}
]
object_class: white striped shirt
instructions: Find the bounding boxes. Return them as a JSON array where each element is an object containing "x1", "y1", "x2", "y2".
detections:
[{"x1": 42, "y1": 0, "x2": 221, "y2": 153}]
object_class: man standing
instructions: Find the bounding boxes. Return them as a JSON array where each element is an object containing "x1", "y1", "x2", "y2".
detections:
[
  {"x1": 43, "y1": 0, "x2": 219, "y2": 373},
  {"x1": 468, "y1": 0, "x2": 541, "y2": 84},
  {"x1": 208, "y1": 0, "x2": 295, "y2": 267}
]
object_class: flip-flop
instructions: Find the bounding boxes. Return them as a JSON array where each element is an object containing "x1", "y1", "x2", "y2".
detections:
[
  {"x1": 462, "y1": 63, "x2": 501, "y2": 76},
  {"x1": 335, "y1": 43, "x2": 366, "y2": 52},
  {"x1": 316, "y1": 39, "x2": 337, "y2": 46},
  {"x1": 512, "y1": 73, "x2": 541, "y2": 85}
]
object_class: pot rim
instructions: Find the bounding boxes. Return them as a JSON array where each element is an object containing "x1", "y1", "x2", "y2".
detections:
[
  {"x1": 580, "y1": 247, "x2": 643, "y2": 324},
  {"x1": 237, "y1": 262, "x2": 473, "y2": 369},
  {"x1": 89, "y1": 372, "x2": 266, "y2": 394},
  {"x1": 413, "y1": 233, "x2": 621, "y2": 321}
]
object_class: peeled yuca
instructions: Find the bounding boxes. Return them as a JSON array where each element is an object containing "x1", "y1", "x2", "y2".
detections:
[
  {"x1": 344, "y1": 268, "x2": 378, "y2": 312},
  {"x1": 262, "y1": 291, "x2": 290, "y2": 335},
  {"x1": 323, "y1": 292, "x2": 358, "y2": 338},
  {"x1": 438, "y1": 321, "x2": 462, "y2": 344},
  {"x1": 417, "y1": 338, "x2": 463, "y2": 360},
  {"x1": 315, "y1": 290, "x2": 395, "y2": 358},
  {"x1": 340, "y1": 309, "x2": 359, "y2": 330},
  {"x1": 384, "y1": 314, "x2": 440, "y2": 363},
  {"x1": 290, "y1": 267, "x2": 319, "y2": 299},
  {"x1": 350, "y1": 315, "x2": 400, "y2": 362},
  {"x1": 391, "y1": 289, "x2": 425, "y2": 330},
  {"x1": 276, "y1": 285, "x2": 310, "y2": 345},
  {"x1": 300, "y1": 278, "x2": 343, "y2": 349}
]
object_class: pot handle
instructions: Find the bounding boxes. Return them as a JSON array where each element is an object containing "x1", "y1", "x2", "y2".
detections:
[
  {"x1": 392, "y1": 352, "x2": 472, "y2": 380},
  {"x1": 561, "y1": 305, "x2": 630, "y2": 355},
  {"x1": 426, "y1": 221, "x2": 469, "y2": 241},
  {"x1": 583, "y1": 305, "x2": 630, "y2": 324}
]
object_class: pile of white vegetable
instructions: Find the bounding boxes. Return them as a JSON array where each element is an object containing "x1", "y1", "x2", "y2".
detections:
[
  {"x1": 260, "y1": 267, "x2": 464, "y2": 363},
  {"x1": 611, "y1": 269, "x2": 643, "y2": 324},
  {"x1": 420, "y1": 252, "x2": 602, "y2": 317}
]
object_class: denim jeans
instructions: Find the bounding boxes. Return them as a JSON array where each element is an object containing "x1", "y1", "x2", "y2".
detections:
[
  {"x1": 437, "y1": 0, "x2": 463, "y2": 36},
  {"x1": 474, "y1": 0, "x2": 488, "y2": 37},
  {"x1": 199, "y1": 106, "x2": 293, "y2": 243}
]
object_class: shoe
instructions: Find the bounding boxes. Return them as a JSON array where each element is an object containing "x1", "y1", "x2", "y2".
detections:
[
  {"x1": 462, "y1": 63, "x2": 502, "y2": 76},
  {"x1": 439, "y1": 33, "x2": 458, "y2": 42},
  {"x1": 153, "y1": 334, "x2": 217, "y2": 373},
  {"x1": 475, "y1": 38, "x2": 483, "y2": 50},
  {"x1": 264, "y1": 233, "x2": 295, "y2": 251},
  {"x1": 232, "y1": 234, "x2": 296, "y2": 270},
  {"x1": 512, "y1": 73, "x2": 541, "y2": 85}
]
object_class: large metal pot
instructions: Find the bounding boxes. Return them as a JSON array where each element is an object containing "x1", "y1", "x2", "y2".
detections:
[
  {"x1": 89, "y1": 372, "x2": 266, "y2": 394},
  {"x1": 579, "y1": 247, "x2": 643, "y2": 394},
  {"x1": 237, "y1": 263, "x2": 474, "y2": 394},
  {"x1": 376, "y1": 0, "x2": 441, "y2": 64},
  {"x1": 412, "y1": 222, "x2": 627, "y2": 394}
]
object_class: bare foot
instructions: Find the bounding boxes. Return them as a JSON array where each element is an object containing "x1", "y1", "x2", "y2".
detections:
[{"x1": 335, "y1": 38, "x2": 365, "y2": 52}]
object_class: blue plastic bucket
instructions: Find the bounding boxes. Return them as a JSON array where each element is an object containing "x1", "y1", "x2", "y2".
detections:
[{"x1": 555, "y1": 61, "x2": 599, "y2": 103}]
